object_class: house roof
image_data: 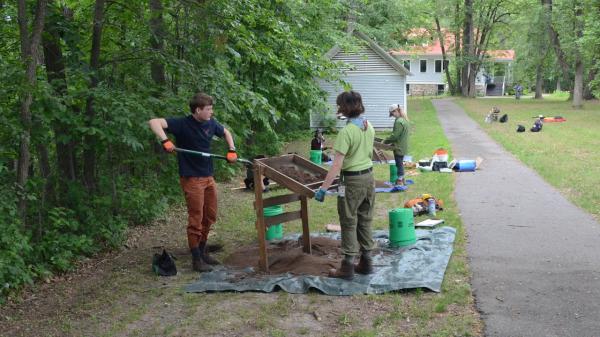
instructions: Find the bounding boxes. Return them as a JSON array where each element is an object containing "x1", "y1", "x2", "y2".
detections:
[
  {"x1": 390, "y1": 28, "x2": 514, "y2": 62},
  {"x1": 326, "y1": 29, "x2": 412, "y2": 76}
]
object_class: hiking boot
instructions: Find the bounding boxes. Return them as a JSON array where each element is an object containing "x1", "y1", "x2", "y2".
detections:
[
  {"x1": 200, "y1": 241, "x2": 221, "y2": 265},
  {"x1": 202, "y1": 253, "x2": 221, "y2": 265},
  {"x1": 354, "y1": 253, "x2": 373, "y2": 275},
  {"x1": 192, "y1": 257, "x2": 212, "y2": 273},
  {"x1": 329, "y1": 259, "x2": 354, "y2": 280}
]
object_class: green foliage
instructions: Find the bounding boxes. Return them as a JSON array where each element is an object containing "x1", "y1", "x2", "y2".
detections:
[{"x1": 0, "y1": 192, "x2": 33, "y2": 299}]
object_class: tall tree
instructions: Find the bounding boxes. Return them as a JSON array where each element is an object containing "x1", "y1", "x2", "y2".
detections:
[
  {"x1": 16, "y1": 0, "x2": 47, "y2": 225},
  {"x1": 83, "y1": 0, "x2": 106, "y2": 191}
]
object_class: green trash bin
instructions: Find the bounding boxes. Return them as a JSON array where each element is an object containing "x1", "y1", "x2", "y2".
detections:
[
  {"x1": 389, "y1": 164, "x2": 398, "y2": 183},
  {"x1": 388, "y1": 208, "x2": 416, "y2": 247},
  {"x1": 310, "y1": 150, "x2": 322, "y2": 165},
  {"x1": 264, "y1": 205, "x2": 284, "y2": 240}
]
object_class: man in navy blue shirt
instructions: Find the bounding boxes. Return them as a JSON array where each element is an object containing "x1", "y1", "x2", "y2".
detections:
[{"x1": 149, "y1": 92, "x2": 237, "y2": 272}]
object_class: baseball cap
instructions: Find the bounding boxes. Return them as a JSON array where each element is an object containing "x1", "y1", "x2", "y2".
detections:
[{"x1": 389, "y1": 104, "x2": 400, "y2": 116}]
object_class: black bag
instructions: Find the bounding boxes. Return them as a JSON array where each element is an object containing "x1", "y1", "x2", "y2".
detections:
[
  {"x1": 152, "y1": 249, "x2": 177, "y2": 276},
  {"x1": 516, "y1": 125, "x2": 525, "y2": 132},
  {"x1": 432, "y1": 161, "x2": 448, "y2": 171},
  {"x1": 499, "y1": 114, "x2": 508, "y2": 123}
]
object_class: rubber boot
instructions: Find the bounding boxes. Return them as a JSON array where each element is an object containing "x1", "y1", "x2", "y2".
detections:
[
  {"x1": 191, "y1": 247, "x2": 212, "y2": 272},
  {"x1": 329, "y1": 255, "x2": 355, "y2": 280},
  {"x1": 199, "y1": 241, "x2": 221, "y2": 265},
  {"x1": 354, "y1": 251, "x2": 374, "y2": 275}
]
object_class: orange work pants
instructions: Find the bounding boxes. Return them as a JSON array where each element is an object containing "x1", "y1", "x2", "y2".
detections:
[{"x1": 179, "y1": 177, "x2": 218, "y2": 249}]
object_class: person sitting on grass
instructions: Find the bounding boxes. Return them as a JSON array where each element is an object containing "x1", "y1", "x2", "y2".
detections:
[
  {"x1": 384, "y1": 104, "x2": 410, "y2": 186},
  {"x1": 314, "y1": 90, "x2": 376, "y2": 280}
]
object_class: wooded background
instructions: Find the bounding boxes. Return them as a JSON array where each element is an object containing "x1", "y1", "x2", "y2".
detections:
[{"x1": 1, "y1": 0, "x2": 598, "y2": 299}]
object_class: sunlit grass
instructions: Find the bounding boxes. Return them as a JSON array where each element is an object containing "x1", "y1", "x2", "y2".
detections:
[{"x1": 456, "y1": 97, "x2": 600, "y2": 221}]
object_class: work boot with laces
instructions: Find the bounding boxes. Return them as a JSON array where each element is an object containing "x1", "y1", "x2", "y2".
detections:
[
  {"x1": 199, "y1": 241, "x2": 221, "y2": 265},
  {"x1": 329, "y1": 256, "x2": 355, "y2": 280},
  {"x1": 354, "y1": 251, "x2": 374, "y2": 275}
]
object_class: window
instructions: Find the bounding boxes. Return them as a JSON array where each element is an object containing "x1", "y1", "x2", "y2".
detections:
[
  {"x1": 435, "y1": 60, "x2": 442, "y2": 73},
  {"x1": 443, "y1": 60, "x2": 449, "y2": 71},
  {"x1": 406, "y1": 84, "x2": 410, "y2": 94},
  {"x1": 403, "y1": 60, "x2": 411, "y2": 71},
  {"x1": 437, "y1": 84, "x2": 445, "y2": 95},
  {"x1": 420, "y1": 60, "x2": 427, "y2": 72}
]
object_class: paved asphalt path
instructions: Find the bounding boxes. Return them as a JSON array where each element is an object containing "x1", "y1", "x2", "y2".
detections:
[{"x1": 432, "y1": 99, "x2": 600, "y2": 337}]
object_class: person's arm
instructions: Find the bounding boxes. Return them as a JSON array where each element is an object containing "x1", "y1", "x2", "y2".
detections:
[
  {"x1": 223, "y1": 128, "x2": 236, "y2": 150},
  {"x1": 148, "y1": 118, "x2": 175, "y2": 152},
  {"x1": 148, "y1": 118, "x2": 169, "y2": 141},
  {"x1": 223, "y1": 128, "x2": 238, "y2": 163},
  {"x1": 320, "y1": 151, "x2": 345, "y2": 190},
  {"x1": 384, "y1": 121, "x2": 404, "y2": 144}
]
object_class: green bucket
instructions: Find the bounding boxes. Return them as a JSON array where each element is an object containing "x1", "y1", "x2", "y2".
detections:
[
  {"x1": 264, "y1": 205, "x2": 284, "y2": 240},
  {"x1": 310, "y1": 150, "x2": 322, "y2": 165},
  {"x1": 388, "y1": 208, "x2": 416, "y2": 247},
  {"x1": 389, "y1": 164, "x2": 398, "y2": 183}
]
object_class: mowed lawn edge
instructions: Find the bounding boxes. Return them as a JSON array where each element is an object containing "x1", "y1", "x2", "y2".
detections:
[{"x1": 456, "y1": 97, "x2": 600, "y2": 221}]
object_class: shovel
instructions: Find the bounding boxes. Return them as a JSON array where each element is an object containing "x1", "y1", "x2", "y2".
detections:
[{"x1": 174, "y1": 147, "x2": 253, "y2": 166}]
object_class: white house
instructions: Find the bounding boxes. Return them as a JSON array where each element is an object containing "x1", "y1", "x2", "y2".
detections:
[
  {"x1": 312, "y1": 30, "x2": 412, "y2": 130},
  {"x1": 390, "y1": 29, "x2": 514, "y2": 96}
]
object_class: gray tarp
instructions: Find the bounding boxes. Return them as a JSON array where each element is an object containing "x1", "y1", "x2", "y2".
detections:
[{"x1": 186, "y1": 226, "x2": 455, "y2": 296}]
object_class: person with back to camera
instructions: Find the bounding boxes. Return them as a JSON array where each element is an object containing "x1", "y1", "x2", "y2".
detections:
[
  {"x1": 384, "y1": 104, "x2": 410, "y2": 186},
  {"x1": 148, "y1": 92, "x2": 238, "y2": 273},
  {"x1": 314, "y1": 90, "x2": 376, "y2": 280}
]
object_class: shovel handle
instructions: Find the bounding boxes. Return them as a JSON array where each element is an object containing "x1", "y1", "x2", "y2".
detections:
[{"x1": 173, "y1": 147, "x2": 253, "y2": 166}]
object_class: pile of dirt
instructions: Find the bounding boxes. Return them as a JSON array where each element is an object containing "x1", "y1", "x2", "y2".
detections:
[{"x1": 224, "y1": 237, "x2": 343, "y2": 276}]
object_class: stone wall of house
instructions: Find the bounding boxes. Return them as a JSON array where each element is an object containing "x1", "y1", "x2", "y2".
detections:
[{"x1": 409, "y1": 84, "x2": 439, "y2": 96}]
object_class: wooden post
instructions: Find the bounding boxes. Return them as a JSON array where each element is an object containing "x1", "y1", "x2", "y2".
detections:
[
  {"x1": 253, "y1": 163, "x2": 268, "y2": 272},
  {"x1": 300, "y1": 196, "x2": 311, "y2": 254}
]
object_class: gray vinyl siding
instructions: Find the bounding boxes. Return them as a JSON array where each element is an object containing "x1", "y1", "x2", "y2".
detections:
[{"x1": 313, "y1": 47, "x2": 408, "y2": 130}]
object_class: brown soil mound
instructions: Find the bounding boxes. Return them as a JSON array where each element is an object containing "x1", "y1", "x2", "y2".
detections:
[{"x1": 224, "y1": 237, "x2": 343, "y2": 276}]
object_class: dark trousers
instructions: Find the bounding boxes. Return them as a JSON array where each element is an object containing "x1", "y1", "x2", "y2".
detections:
[{"x1": 394, "y1": 153, "x2": 405, "y2": 179}]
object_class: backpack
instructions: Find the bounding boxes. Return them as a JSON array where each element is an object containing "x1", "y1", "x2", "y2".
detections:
[
  {"x1": 404, "y1": 197, "x2": 444, "y2": 216},
  {"x1": 499, "y1": 114, "x2": 508, "y2": 123},
  {"x1": 516, "y1": 125, "x2": 525, "y2": 132},
  {"x1": 152, "y1": 249, "x2": 177, "y2": 276}
]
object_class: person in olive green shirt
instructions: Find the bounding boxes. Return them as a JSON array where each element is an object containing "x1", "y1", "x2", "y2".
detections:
[
  {"x1": 315, "y1": 91, "x2": 376, "y2": 280},
  {"x1": 385, "y1": 104, "x2": 410, "y2": 185}
]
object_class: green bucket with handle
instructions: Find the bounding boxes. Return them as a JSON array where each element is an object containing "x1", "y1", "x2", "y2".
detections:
[
  {"x1": 388, "y1": 208, "x2": 416, "y2": 247},
  {"x1": 264, "y1": 205, "x2": 284, "y2": 240},
  {"x1": 310, "y1": 150, "x2": 322, "y2": 164},
  {"x1": 389, "y1": 164, "x2": 398, "y2": 183}
]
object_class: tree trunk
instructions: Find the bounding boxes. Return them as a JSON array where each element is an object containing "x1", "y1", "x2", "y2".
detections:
[
  {"x1": 83, "y1": 0, "x2": 106, "y2": 191},
  {"x1": 16, "y1": 0, "x2": 48, "y2": 226},
  {"x1": 149, "y1": 0, "x2": 166, "y2": 88},
  {"x1": 572, "y1": 60, "x2": 584, "y2": 108},
  {"x1": 454, "y1": 1, "x2": 462, "y2": 95},
  {"x1": 461, "y1": 0, "x2": 473, "y2": 97},
  {"x1": 571, "y1": 2, "x2": 583, "y2": 108},
  {"x1": 43, "y1": 1, "x2": 76, "y2": 198},
  {"x1": 435, "y1": 17, "x2": 455, "y2": 94},
  {"x1": 535, "y1": 63, "x2": 544, "y2": 99},
  {"x1": 542, "y1": 0, "x2": 572, "y2": 93}
]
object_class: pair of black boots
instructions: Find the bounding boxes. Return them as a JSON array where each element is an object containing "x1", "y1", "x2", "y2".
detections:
[
  {"x1": 329, "y1": 252, "x2": 373, "y2": 280},
  {"x1": 191, "y1": 242, "x2": 220, "y2": 272}
]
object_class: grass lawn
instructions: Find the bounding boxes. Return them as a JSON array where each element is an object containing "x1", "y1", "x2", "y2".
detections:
[
  {"x1": 456, "y1": 96, "x2": 600, "y2": 221},
  {"x1": 0, "y1": 99, "x2": 482, "y2": 337}
]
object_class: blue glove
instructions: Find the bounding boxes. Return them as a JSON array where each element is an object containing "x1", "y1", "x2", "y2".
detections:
[{"x1": 314, "y1": 188, "x2": 326, "y2": 202}]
